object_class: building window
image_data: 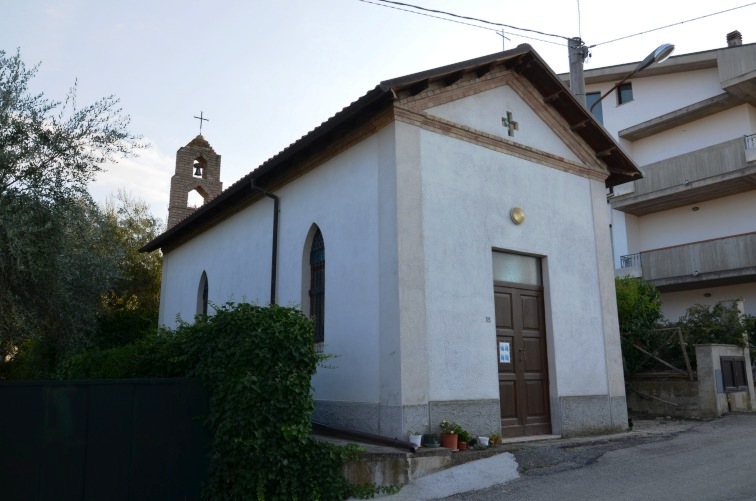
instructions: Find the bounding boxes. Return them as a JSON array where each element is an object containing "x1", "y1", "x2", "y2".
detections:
[
  {"x1": 309, "y1": 228, "x2": 325, "y2": 343},
  {"x1": 492, "y1": 251, "x2": 542, "y2": 286},
  {"x1": 617, "y1": 82, "x2": 633, "y2": 105},
  {"x1": 197, "y1": 271, "x2": 208, "y2": 316},
  {"x1": 721, "y1": 357, "x2": 748, "y2": 392},
  {"x1": 586, "y1": 92, "x2": 604, "y2": 124}
]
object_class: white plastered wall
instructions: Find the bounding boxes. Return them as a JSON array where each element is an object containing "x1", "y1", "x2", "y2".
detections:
[
  {"x1": 586, "y1": 68, "x2": 722, "y2": 137},
  {"x1": 661, "y1": 283, "x2": 756, "y2": 320},
  {"x1": 426, "y1": 85, "x2": 581, "y2": 163},
  {"x1": 159, "y1": 124, "x2": 399, "y2": 406},
  {"x1": 636, "y1": 192, "x2": 756, "y2": 251},
  {"x1": 158, "y1": 199, "x2": 274, "y2": 326},
  {"x1": 629, "y1": 105, "x2": 755, "y2": 166},
  {"x1": 396, "y1": 121, "x2": 619, "y2": 408}
]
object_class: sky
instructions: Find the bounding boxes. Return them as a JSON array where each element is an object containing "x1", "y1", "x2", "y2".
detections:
[{"x1": 2, "y1": 0, "x2": 754, "y2": 221}]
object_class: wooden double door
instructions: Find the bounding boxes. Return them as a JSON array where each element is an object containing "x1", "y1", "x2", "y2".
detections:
[{"x1": 494, "y1": 283, "x2": 551, "y2": 438}]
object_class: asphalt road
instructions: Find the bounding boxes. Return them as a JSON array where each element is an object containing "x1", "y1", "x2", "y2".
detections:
[{"x1": 442, "y1": 414, "x2": 756, "y2": 501}]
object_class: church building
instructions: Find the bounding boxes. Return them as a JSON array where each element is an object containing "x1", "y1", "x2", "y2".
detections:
[{"x1": 142, "y1": 45, "x2": 641, "y2": 438}]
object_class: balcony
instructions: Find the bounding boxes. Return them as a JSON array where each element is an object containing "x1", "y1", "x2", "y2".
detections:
[
  {"x1": 638, "y1": 232, "x2": 756, "y2": 292},
  {"x1": 611, "y1": 137, "x2": 756, "y2": 216}
]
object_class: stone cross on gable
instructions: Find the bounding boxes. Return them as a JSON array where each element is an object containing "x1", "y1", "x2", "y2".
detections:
[
  {"x1": 194, "y1": 111, "x2": 209, "y2": 134},
  {"x1": 501, "y1": 111, "x2": 518, "y2": 137}
]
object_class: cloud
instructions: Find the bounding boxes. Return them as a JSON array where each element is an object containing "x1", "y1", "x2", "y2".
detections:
[{"x1": 88, "y1": 142, "x2": 173, "y2": 219}]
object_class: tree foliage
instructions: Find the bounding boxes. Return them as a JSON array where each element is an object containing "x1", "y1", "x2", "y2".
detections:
[
  {"x1": 615, "y1": 276, "x2": 663, "y2": 336},
  {"x1": 0, "y1": 194, "x2": 121, "y2": 372},
  {"x1": 616, "y1": 274, "x2": 755, "y2": 374},
  {"x1": 615, "y1": 276, "x2": 664, "y2": 374},
  {"x1": 0, "y1": 49, "x2": 144, "y2": 202},
  {"x1": 678, "y1": 301, "x2": 755, "y2": 366},
  {"x1": 100, "y1": 190, "x2": 162, "y2": 313},
  {"x1": 0, "y1": 49, "x2": 153, "y2": 376}
]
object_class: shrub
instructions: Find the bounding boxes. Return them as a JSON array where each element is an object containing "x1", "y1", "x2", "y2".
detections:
[{"x1": 678, "y1": 301, "x2": 752, "y2": 366}]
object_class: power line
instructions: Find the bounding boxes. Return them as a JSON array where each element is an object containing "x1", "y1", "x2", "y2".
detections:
[
  {"x1": 360, "y1": 0, "x2": 572, "y2": 41},
  {"x1": 357, "y1": 0, "x2": 500, "y2": 33},
  {"x1": 357, "y1": 0, "x2": 565, "y2": 47},
  {"x1": 592, "y1": 2, "x2": 756, "y2": 47}
]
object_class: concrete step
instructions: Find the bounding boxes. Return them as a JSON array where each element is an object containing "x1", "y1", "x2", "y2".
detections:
[{"x1": 316, "y1": 434, "x2": 521, "y2": 486}]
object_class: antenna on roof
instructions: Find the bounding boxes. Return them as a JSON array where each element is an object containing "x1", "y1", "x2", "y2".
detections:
[{"x1": 496, "y1": 30, "x2": 510, "y2": 50}]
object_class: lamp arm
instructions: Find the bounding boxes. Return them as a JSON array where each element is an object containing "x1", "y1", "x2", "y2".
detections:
[{"x1": 588, "y1": 69, "x2": 638, "y2": 113}]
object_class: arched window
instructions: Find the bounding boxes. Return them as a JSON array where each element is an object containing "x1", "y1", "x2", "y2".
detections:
[
  {"x1": 309, "y1": 228, "x2": 325, "y2": 343},
  {"x1": 197, "y1": 271, "x2": 208, "y2": 316}
]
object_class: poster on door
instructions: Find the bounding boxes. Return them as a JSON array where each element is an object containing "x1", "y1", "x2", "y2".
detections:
[{"x1": 499, "y1": 342, "x2": 511, "y2": 363}]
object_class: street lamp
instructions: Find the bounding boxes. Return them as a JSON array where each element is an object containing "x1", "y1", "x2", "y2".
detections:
[{"x1": 589, "y1": 43, "x2": 675, "y2": 113}]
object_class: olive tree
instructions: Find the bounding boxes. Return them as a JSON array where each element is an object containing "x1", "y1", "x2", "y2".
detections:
[{"x1": 0, "y1": 49, "x2": 147, "y2": 376}]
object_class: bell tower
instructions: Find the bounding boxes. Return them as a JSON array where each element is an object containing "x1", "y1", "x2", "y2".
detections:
[{"x1": 167, "y1": 135, "x2": 223, "y2": 228}]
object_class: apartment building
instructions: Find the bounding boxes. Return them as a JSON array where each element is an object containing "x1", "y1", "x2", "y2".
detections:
[{"x1": 566, "y1": 31, "x2": 756, "y2": 320}]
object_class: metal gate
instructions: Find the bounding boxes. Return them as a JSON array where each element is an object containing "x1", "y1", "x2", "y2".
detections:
[{"x1": 0, "y1": 378, "x2": 209, "y2": 501}]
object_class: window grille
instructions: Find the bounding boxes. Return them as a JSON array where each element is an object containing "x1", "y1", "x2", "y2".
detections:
[
  {"x1": 620, "y1": 253, "x2": 641, "y2": 268},
  {"x1": 309, "y1": 229, "x2": 325, "y2": 343}
]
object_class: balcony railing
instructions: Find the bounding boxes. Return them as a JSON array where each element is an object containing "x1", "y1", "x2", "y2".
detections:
[
  {"x1": 620, "y1": 253, "x2": 642, "y2": 268},
  {"x1": 639, "y1": 232, "x2": 756, "y2": 289},
  {"x1": 611, "y1": 137, "x2": 756, "y2": 215},
  {"x1": 746, "y1": 133, "x2": 756, "y2": 151},
  {"x1": 746, "y1": 134, "x2": 756, "y2": 163}
]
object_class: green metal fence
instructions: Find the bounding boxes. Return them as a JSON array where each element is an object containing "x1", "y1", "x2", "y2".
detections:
[{"x1": 0, "y1": 378, "x2": 209, "y2": 501}]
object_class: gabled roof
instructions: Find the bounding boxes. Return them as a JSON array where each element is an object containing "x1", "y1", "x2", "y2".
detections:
[{"x1": 142, "y1": 44, "x2": 640, "y2": 253}]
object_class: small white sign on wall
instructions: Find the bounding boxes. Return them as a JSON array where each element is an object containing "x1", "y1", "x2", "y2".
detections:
[{"x1": 499, "y1": 342, "x2": 511, "y2": 363}]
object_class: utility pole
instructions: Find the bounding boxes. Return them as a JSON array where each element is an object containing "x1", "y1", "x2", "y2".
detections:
[{"x1": 568, "y1": 37, "x2": 589, "y2": 107}]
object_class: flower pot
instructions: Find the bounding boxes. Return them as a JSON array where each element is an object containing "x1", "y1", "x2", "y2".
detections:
[
  {"x1": 440, "y1": 433, "x2": 458, "y2": 450},
  {"x1": 478, "y1": 436, "x2": 490, "y2": 447},
  {"x1": 421, "y1": 434, "x2": 440, "y2": 448},
  {"x1": 408, "y1": 434, "x2": 423, "y2": 447},
  {"x1": 458, "y1": 441, "x2": 467, "y2": 451}
]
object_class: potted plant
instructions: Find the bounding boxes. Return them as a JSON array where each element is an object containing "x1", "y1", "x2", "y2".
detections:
[
  {"x1": 458, "y1": 429, "x2": 471, "y2": 451},
  {"x1": 439, "y1": 420, "x2": 460, "y2": 450},
  {"x1": 489, "y1": 433, "x2": 501, "y2": 446},
  {"x1": 478, "y1": 435, "x2": 490, "y2": 447},
  {"x1": 408, "y1": 430, "x2": 423, "y2": 447}
]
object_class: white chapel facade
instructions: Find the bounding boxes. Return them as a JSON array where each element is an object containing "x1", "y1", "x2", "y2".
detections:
[{"x1": 143, "y1": 46, "x2": 641, "y2": 438}]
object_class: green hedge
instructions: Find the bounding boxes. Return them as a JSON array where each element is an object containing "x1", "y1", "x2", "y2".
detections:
[{"x1": 59, "y1": 303, "x2": 370, "y2": 500}]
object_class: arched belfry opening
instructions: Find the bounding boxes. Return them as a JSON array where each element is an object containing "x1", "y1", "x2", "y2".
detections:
[
  {"x1": 187, "y1": 185, "x2": 210, "y2": 208},
  {"x1": 168, "y1": 135, "x2": 223, "y2": 228},
  {"x1": 193, "y1": 156, "x2": 207, "y2": 179}
]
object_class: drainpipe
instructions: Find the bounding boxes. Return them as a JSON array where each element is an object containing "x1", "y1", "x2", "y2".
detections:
[
  {"x1": 312, "y1": 421, "x2": 419, "y2": 452},
  {"x1": 251, "y1": 180, "x2": 279, "y2": 305}
]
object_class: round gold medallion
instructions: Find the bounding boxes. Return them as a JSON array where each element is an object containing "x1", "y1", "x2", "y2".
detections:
[{"x1": 510, "y1": 207, "x2": 525, "y2": 225}]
